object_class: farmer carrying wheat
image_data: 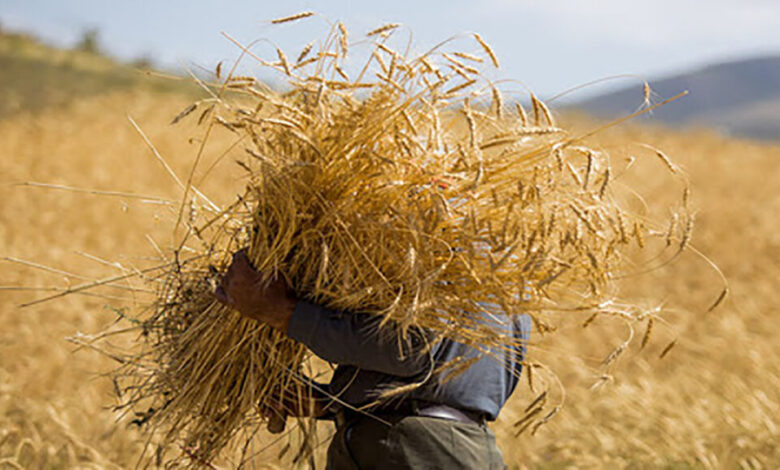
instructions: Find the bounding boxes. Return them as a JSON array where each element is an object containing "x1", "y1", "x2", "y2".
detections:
[
  {"x1": 106, "y1": 16, "x2": 695, "y2": 468},
  {"x1": 216, "y1": 249, "x2": 530, "y2": 469}
]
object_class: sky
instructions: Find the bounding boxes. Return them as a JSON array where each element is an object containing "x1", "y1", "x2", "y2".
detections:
[{"x1": 3, "y1": 0, "x2": 780, "y2": 100}]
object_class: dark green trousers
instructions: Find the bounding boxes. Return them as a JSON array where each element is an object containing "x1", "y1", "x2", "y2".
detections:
[{"x1": 326, "y1": 415, "x2": 506, "y2": 469}]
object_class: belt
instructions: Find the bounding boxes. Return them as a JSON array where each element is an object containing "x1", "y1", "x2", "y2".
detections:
[
  {"x1": 414, "y1": 403, "x2": 486, "y2": 426},
  {"x1": 334, "y1": 401, "x2": 486, "y2": 429}
]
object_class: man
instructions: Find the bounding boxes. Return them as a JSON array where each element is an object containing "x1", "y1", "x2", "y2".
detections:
[{"x1": 216, "y1": 250, "x2": 530, "y2": 469}]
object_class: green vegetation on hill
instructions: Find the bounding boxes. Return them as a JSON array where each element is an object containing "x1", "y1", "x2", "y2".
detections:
[{"x1": 0, "y1": 31, "x2": 199, "y2": 118}]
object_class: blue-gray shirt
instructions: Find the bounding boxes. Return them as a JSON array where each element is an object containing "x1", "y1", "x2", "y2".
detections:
[{"x1": 288, "y1": 300, "x2": 531, "y2": 421}]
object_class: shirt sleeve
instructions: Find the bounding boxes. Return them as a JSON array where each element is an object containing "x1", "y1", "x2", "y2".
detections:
[{"x1": 287, "y1": 300, "x2": 435, "y2": 377}]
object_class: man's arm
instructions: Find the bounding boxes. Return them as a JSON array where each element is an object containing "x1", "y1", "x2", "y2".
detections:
[
  {"x1": 215, "y1": 250, "x2": 435, "y2": 377},
  {"x1": 287, "y1": 299, "x2": 433, "y2": 377}
]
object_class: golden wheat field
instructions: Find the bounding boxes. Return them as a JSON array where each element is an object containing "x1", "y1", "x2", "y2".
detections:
[{"x1": 0, "y1": 83, "x2": 778, "y2": 469}]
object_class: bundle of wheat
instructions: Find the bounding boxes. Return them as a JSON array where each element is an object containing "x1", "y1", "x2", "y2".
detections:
[{"x1": 106, "y1": 14, "x2": 694, "y2": 465}]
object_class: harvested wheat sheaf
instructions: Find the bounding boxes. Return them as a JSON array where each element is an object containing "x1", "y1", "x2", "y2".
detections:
[{"x1": 105, "y1": 15, "x2": 693, "y2": 465}]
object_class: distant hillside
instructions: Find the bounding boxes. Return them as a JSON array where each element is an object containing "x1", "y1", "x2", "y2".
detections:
[
  {"x1": 0, "y1": 31, "x2": 198, "y2": 118},
  {"x1": 572, "y1": 55, "x2": 780, "y2": 140}
]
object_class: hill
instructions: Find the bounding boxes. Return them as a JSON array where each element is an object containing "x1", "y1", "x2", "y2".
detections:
[
  {"x1": 573, "y1": 55, "x2": 780, "y2": 140},
  {"x1": 0, "y1": 31, "x2": 197, "y2": 118}
]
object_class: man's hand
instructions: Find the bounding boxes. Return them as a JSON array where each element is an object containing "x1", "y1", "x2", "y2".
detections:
[
  {"x1": 261, "y1": 385, "x2": 331, "y2": 433},
  {"x1": 261, "y1": 390, "x2": 329, "y2": 420},
  {"x1": 214, "y1": 249, "x2": 297, "y2": 333}
]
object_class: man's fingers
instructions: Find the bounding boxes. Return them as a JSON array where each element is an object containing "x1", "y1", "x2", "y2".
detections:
[
  {"x1": 214, "y1": 286, "x2": 232, "y2": 306},
  {"x1": 219, "y1": 268, "x2": 232, "y2": 293},
  {"x1": 224, "y1": 249, "x2": 255, "y2": 280},
  {"x1": 232, "y1": 248, "x2": 250, "y2": 267},
  {"x1": 225, "y1": 249, "x2": 248, "y2": 274},
  {"x1": 267, "y1": 413, "x2": 286, "y2": 434},
  {"x1": 260, "y1": 399, "x2": 287, "y2": 433},
  {"x1": 233, "y1": 252, "x2": 256, "y2": 276},
  {"x1": 216, "y1": 250, "x2": 252, "y2": 307}
]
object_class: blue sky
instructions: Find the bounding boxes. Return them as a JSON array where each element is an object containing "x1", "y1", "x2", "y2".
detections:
[{"x1": 3, "y1": 0, "x2": 779, "y2": 99}]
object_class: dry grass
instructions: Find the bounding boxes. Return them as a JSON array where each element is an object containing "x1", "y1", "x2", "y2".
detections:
[
  {"x1": 495, "y1": 119, "x2": 780, "y2": 468},
  {"x1": 1, "y1": 33, "x2": 779, "y2": 470}
]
